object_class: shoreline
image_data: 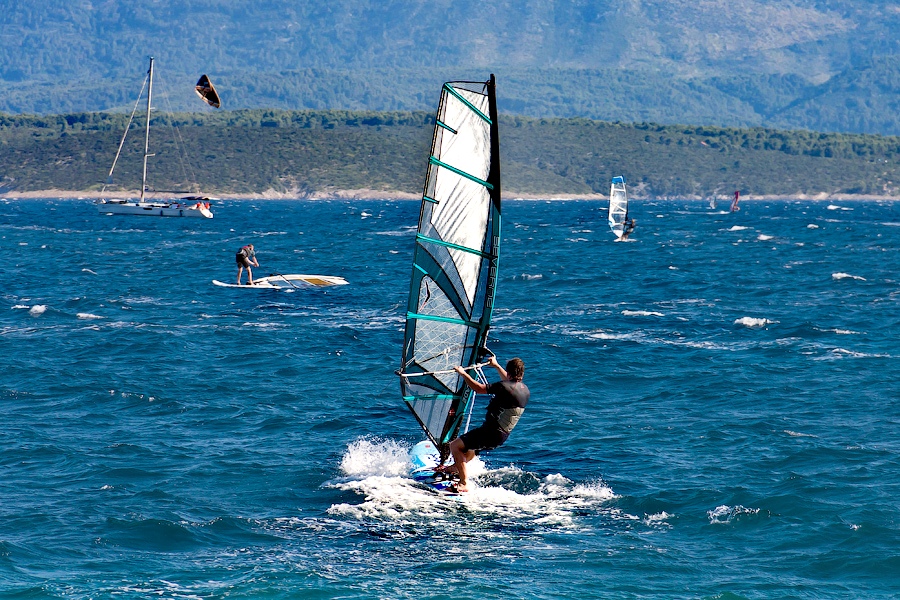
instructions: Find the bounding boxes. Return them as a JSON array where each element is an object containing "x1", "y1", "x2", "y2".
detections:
[{"x1": 3, "y1": 189, "x2": 900, "y2": 201}]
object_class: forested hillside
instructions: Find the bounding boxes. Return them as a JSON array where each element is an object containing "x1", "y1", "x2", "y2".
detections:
[
  {"x1": 1, "y1": 1, "x2": 900, "y2": 134},
  {"x1": 2, "y1": 110, "x2": 899, "y2": 198}
]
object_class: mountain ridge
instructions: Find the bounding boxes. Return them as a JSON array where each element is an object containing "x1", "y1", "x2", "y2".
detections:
[{"x1": 1, "y1": 1, "x2": 899, "y2": 134}]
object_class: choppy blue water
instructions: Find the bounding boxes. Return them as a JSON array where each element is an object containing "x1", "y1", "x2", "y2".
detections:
[{"x1": 2, "y1": 198, "x2": 900, "y2": 599}]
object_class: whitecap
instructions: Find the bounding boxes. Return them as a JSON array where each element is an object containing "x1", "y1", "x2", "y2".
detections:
[
  {"x1": 734, "y1": 317, "x2": 775, "y2": 328},
  {"x1": 622, "y1": 310, "x2": 664, "y2": 317},
  {"x1": 784, "y1": 430, "x2": 817, "y2": 438},
  {"x1": 587, "y1": 330, "x2": 633, "y2": 340},
  {"x1": 832, "y1": 272, "x2": 866, "y2": 281},
  {"x1": 757, "y1": 234, "x2": 774, "y2": 241},
  {"x1": 12, "y1": 304, "x2": 30, "y2": 310},
  {"x1": 28, "y1": 305, "x2": 47, "y2": 316},
  {"x1": 643, "y1": 511, "x2": 672, "y2": 526},
  {"x1": 82, "y1": 268, "x2": 98, "y2": 275},
  {"x1": 826, "y1": 348, "x2": 889, "y2": 359},
  {"x1": 77, "y1": 313, "x2": 104, "y2": 319},
  {"x1": 518, "y1": 273, "x2": 543, "y2": 280},
  {"x1": 827, "y1": 204, "x2": 852, "y2": 211},
  {"x1": 708, "y1": 504, "x2": 760, "y2": 524},
  {"x1": 728, "y1": 226, "x2": 749, "y2": 231},
  {"x1": 807, "y1": 224, "x2": 820, "y2": 229}
]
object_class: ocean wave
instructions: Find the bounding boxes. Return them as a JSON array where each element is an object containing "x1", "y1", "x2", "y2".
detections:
[
  {"x1": 822, "y1": 348, "x2": 891, "y2": 359},
  {"x1": 827, "y1": 204, "x2": 852, "y2": 211},
  {"x1": 28, "y1": 305, "x2": 47, "y2": 316},
  {"x1": 708, "y1": 504, "x2": 762, "y2": 524},
  {"x1": 807, "y1": 223, "x2": 820, "y2": 229},
  {"x1": 758, "y1": 234, "x2": 774, "y2": 241},
  {"x1": 734, "y1": 317, "x2": 776, "y2": 328},
  {"x1": 728, "y1": 226, "x2": 749, "y2": 231},
  {"x1": 76, "y1": 313, "x2": 104, "y2": 319},
  {"x1": 622, "y1": 310, "x2": 665, "y2": 317},
  {"x1": 517, "y1": 273, "x2": 544, "y2": 280},
  {"x1": 784, "y1": 430, "x2": 818, "y2": 438},
  {"x1": 832, "y1": 272, "x2": 866, "y2": 281}
]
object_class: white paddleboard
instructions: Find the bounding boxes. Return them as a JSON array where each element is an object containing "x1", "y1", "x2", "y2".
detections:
[
  {"x1": 212, "y1": 274, "x2": 349, "y2": 289},
  {"x1": 409, "y1": 440, "x2": 460, "y2": 495}
]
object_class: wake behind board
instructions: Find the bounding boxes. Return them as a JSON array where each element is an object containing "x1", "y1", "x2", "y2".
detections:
[
  {"x1": 409, "y1": 440, "x2": 460, "y2": 495},
  {"x1": 212, "y1": 274, "x2": 349, "y2": 289}
]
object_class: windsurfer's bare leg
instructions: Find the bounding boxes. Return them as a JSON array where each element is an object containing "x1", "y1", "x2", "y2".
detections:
[
  {"x1": 247, "y1": 266, "x2": 254, "y2": 285},
  {"x1": 449, "y1": 438, "x2": 474, "y2": 492},
  {"x1": 237, "y1": 266, "x2": 244, "y2": 285}
]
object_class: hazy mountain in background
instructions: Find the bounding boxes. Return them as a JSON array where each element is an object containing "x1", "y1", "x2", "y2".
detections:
[{"x1": 1, "y1": 0, "x2": 899, "y2": 134}]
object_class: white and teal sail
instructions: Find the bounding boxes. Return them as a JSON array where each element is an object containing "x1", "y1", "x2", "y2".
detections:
[
  {"x1": 608, "y1": 176, "x2": 628, "y2": 238},
  {"x1": 399, "y1": 76, "x2": 501, "y2": 458}
]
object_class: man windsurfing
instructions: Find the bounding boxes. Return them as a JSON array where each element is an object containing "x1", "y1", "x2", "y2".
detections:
[{"x1": 443, "y1": 356, "x2": 530, "y2": 493}]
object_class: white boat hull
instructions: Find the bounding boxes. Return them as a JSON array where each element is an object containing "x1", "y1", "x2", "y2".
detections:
[{"x1": 97, "y1": 200, "x2": 213, "y2": 218}]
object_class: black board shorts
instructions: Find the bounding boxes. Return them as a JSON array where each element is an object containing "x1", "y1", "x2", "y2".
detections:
[
  {"x1": 459, "y1": 424, "x2": 508, "y2": 455},
  {"x1": 236, "y1": 253, "x2": 251, "y2": 267}
]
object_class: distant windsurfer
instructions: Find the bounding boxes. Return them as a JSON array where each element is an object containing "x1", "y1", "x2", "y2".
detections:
[
  {"x1": 444, "y1": 356, "x2": 530, "y2": 493},
  {"x1": 236, "y1": 244, "x2": 259, "y2": 285},
  {"x1": 617, "y1": 218, "x2": 636, "y2": 241}
]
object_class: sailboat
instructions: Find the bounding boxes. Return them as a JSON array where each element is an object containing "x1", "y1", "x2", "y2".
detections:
[
  {"x1": 97, "y1": 57, "x2": 213, "y2": 218},
  {"x1": 608, "y1": 175, "x2": 634, "y2": 240},
  {"x1": 397, "y1": 76, "x2": 501, "y2": 493},
  {"x1": 730, "y1": 190, "x2": 741, "y2": 212}
]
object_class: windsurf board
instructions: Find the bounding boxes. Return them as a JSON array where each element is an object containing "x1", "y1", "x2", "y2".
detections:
[
  {"x1": 212, "y1": 274, "x2": 349, "y2": 289},
  {"x1": 409, "y1": 440, "x2": 460, "y2": 494}
]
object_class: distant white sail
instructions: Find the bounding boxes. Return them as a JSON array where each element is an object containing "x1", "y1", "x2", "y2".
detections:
[{"x1": 608, "y1": 176, "x2": 628, "y2": 238}]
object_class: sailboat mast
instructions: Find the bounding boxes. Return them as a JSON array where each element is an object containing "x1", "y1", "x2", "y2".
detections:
[{"x1": 140, "y1": 57, "x2": 154, "y2": 202}]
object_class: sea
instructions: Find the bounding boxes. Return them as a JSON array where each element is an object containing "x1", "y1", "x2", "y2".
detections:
[{"x1": 2, "y1": 198, "x2": 899, "y2": 599}]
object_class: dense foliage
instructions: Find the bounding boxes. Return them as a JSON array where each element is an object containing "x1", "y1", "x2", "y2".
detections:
[{"x1": 2, "y1": 109, "x2": 900, "y2": 198}]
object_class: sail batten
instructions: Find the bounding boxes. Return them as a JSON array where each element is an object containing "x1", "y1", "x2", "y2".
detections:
[
  {"x1": 428, "y1": 156, "x2": 494, "y2": 189},
  {"x1": 415, "y1": 233, "x2": 493, "y2": 258},
  {"x1": 400, "y1": 76, "x2": 501, "y2": 455}
]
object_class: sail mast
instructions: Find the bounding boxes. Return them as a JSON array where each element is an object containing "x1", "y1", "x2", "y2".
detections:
[{"x1": 140, "y1": 57, "x2": 154, "y2": 202}]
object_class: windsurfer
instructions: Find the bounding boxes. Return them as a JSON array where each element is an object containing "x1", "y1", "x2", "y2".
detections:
[
  {"x1": 617, "y1": 218, "x2": 636, "y2": 241},
  {"x1": 446, "y1": 356, "x2": 530, "y2": 493},
  {"x1": 236, "y1": 244, "x2": 259, "y2": 285}
]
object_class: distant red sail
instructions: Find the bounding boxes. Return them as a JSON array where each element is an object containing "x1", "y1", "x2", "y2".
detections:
[
  {"x1": 730, "y1": 190, "x2": 741, "y2": 212},
  {"x1": 194, "y1": 74, "x2": 221, "y2": 108}
]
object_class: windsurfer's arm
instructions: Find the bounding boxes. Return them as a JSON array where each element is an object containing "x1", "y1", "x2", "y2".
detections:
[
  {"x1": 487, "y1": 356, "x2": 509, "y2": 381},
  {"x1": 454, "y1": 366, "x2": 489, "y2": 394}
]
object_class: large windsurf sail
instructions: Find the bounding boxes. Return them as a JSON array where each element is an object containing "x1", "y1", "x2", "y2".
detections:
[
  {"x1": 194, "y1": 74, "x2": 221, "y2": 108},
  {"x1": 730, "y1": 190, "x2": 741, "y2": 212},
  {"x1": 398, "y1": 75, "x2": 501, "y2": 457},
  {"x1": 608, "y1": 176, "x2": 628, "y2": 238}
]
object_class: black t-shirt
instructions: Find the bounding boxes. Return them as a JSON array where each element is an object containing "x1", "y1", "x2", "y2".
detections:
[{"x1": 484, "y1": 380, "x2": 529, "y2": 426}]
